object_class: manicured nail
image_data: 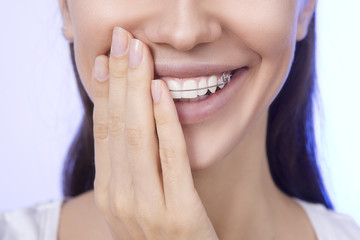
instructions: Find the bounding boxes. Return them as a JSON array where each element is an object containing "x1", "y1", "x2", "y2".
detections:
[
  {"x1": 111, "y1": 27, "x2": 128, "y2": 57},
  {"x1": 129, "y1": 39, "x2": 143, "y2": 68},
  {"x1": 151, "y1": 80, "x2": 161, "y2": 104},
  {"x1": 94, "y1": 56, "x2": 109, "y2": 82}
]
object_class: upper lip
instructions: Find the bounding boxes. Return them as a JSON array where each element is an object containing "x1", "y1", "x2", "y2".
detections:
[{"x1": 154, "y1": 63, "x2": 242, "y2": 78}]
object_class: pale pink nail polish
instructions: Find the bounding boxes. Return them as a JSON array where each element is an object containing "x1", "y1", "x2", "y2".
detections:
[
  {"x1": 151, "y1": 80, "x2": 161, "y2": 103},
  {"x1": 129, "y1": 39, "x2": 143, "y2": 68},
  {"x1": 111, "y1": 27, "x2": 128, "y2": 57},
  {"x1": 94, "y1": 56, "x2": 108, "y2": 82}
]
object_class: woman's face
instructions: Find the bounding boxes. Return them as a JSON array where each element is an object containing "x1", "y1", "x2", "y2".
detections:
[{"x1": 60, "y1": 0, "x2": 315, "y2": 170}]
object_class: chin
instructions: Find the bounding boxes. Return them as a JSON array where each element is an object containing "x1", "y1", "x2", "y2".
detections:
[{"x1": 184, "y1": 128, "x2": 241, "y2": 172}]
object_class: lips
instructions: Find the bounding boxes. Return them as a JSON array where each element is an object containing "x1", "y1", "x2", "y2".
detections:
[
  {"x1": 155, "y1": 64, "x2": 240, "y2": 95},
  {"x1": 103, "y1": 53, "x2": 248, "y2": 123},
  {"x1": 162, "y1": 67, "x2": 248, "y2": 124},
  {"x1": 159, "y1": 71, "x2": 233, "y2": 100},
  {"x1": 154, "y1": 63, "x2": 240, "y2": 78}
]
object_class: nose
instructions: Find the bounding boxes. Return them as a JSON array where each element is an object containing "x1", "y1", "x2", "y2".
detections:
[{"x1": 143, "y1": 0, "x2": 222, "y2": 52}]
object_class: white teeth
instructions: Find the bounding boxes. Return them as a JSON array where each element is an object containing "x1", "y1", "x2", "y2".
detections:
[
  {"x1": 208, "y1": 75, "x2": 217, "y2": 93},
  {"x1": 166, "y1": 80, "x2": 182, "y2": 99},
  {"x1": 182, "y1": 80, "x2": 198, "y2": 98},
  {"x1": 218, "y1": 76, "x2": 225, "y2": 89},
  {"x1": 165, "y1": 72, "x2": 232, "y2": 100},
  {"x1": 197, "y1": 78, "x2": 208, "y2": 96}
]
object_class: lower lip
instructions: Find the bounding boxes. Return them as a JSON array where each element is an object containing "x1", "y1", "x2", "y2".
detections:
[{"x1": 174, "y1": 67, "x2": 248, "y2": 124}]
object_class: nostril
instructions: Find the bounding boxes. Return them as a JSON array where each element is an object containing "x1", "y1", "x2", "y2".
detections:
[
  {"x1": 156, "y1": 26, "x2": 203, "y2": 52},
  {"x1": 143, "y1": 4, "x2": 222, "y2": 52}
]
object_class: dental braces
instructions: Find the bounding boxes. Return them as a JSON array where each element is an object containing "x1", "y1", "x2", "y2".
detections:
[{"x1": 169, "y1": 72, "x2": 232, "y2": 92}]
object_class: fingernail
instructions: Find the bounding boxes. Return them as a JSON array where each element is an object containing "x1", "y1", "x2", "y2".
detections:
[
  {"x1": 111, "y1": 27, "x2": 128, "y2": 57},
  {"x1": 129, "y1": 39, "x2": 143, "y2": 68},
  {"x1": 94, "y1": 56, "x2": 109, "y2": 82},
  {"x1": 151, "y1": 80, "x2": 161, "y2": 104}
]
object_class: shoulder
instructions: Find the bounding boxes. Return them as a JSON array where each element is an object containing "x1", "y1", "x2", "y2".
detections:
[
  {"x1": 294, "y1": 198, "x2": 360, "y2": 240},
  {"x1": 0, "y1": 200, "x2": 63, "y2": 240}
]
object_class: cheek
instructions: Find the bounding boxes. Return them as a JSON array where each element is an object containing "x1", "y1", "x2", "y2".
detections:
[
  {"x1": 228, "y1": 1, "x2": 299, "y2": 109},
  {"x1": 184, "y1": 1, "x2": 300, "y2": 168},
  {"x1": 68, "y1": 0, "x2": 143, "y2": 101},
  {"x1": 225, "y1": 0, "x2": 298, "y2": 59},
  {"x1": 70, "y1": 8, "x2": 112, "y2": 101}
]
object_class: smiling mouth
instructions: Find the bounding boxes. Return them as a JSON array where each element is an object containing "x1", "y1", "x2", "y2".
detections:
[
  {"x1": 105, "y1": 49, "x2": 245, "y2": 101},
  {"x1": 156, "y1": 68, "x2": 243, "y2": 102}
]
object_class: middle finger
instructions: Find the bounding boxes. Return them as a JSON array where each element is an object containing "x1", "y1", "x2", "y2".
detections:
[
  {"x1": 126, "y1": 38, "x2": 164, "y2": 206},
  {"x1": 108, "y1": 27, "x2": 133, "y2": 196}
]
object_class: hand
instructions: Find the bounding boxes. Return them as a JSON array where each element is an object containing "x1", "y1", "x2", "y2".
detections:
[{"x1": 91, "y1": 27, "x2": 219, "y2": 240}]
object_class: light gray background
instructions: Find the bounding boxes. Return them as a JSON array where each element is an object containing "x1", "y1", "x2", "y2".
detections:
[{"x1": 1, "y1": 0, "x2": 359, "y2": 224}]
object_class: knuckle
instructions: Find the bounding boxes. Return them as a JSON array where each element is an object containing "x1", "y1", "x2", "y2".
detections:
[
  {"x1": 109, "y1": 181, "x2": 135, "y2": 219},
  {"x1": 111, "y1": 195, "x2": 132, "y2": 221},
  {"x1": 94, "y1": 197, "x2": 108, "y2": 214},
  {"x1": 94, "y1": 121, "x2": 108, "y2": 140},
  {"x1": 112, "y1": 197, "x2": 124, "y2": 215},
  {"x1": 127, "y1": 78, "x2": 144, "y2": 92},
  {"x1": 159, "y1": 143, "x2": 177, "y2": 164},
  {"x1": 112, "y1": 203, "x2": 127, "y2": 220},
  {"x1": 93, "y1": 189, "x2": 109, "y2": 213},
  {"x1": 155, "y1": 111, "x2": 171, "y2": 127},
  {"x1": 109, "y1": 61, "x2": 127, "y2": 80},
  {"x1": 125, "y1": 127, "x2": 143, "y2": 147},
  {"x1": 108, "y1": 111, "x2": 125, "y2": 136},
  {"x1": 93, "y1": 84, "x2": 108, "y2": 98}
]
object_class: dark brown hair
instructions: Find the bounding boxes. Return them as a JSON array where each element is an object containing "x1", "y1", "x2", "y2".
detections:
[{"x1": 62, "y1": 15, "x2": 333, "y2": 209}]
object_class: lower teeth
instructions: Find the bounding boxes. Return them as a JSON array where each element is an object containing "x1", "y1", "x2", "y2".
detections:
[
  {"x1": 177, "y1": 95, "x2": 209, "y2": 102},
  {"x1": 175, "y1": 86, "x2": 223, "y2": 102}
]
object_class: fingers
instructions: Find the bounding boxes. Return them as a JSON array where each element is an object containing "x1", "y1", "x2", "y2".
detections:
[
  {"x1": 102, "y1": 28, "x2": 165, "y2": 238},
  {"x1": 107, "y1": 27, "x2": 133, "y2": 194},
  {"x1": 107, "y1": 27, "x2": 164, "y2": 208},
  {"x1": 104, "y1": 28, "x2": 142, "y2": 238},
  {"x1": 92, "y1": 28, "x2": 215, "y2": 239},
  {"x1": 151, "y1": 80, "x2": 195, "y2": 208},
  {"x1": 126, "y1": 39, "x2": 164, "y2": 204},
  {"x1": 94, "y1": 26, "x2": 194, "y2": 214},
  {"x1": 92, "y1": 56, "x2": 111, "y2": 202}
]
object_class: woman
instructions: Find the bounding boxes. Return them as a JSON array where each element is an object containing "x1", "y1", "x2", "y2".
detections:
[{"x1": 1, "y1": 0, "x2": 360, "y2": 239}]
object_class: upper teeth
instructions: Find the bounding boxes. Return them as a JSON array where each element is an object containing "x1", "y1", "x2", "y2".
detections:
[{"x1": 164, "y1": 72, "x2": 231, "y2": 99}]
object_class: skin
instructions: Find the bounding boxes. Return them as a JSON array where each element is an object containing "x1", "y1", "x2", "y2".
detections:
[{"x1": 58, "y1": 0, "x2": 318, "y2": 239}]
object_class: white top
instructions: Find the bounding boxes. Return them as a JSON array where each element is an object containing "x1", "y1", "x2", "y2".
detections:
[
  {"x1": 0, "y1": 198, "x2": 359, "y2": 240},
  {"x1": 0, "y1": 201, "x2": 62, "y2": 240},
  {"x1": 294, "y1": 199, "x2": 360, "y2": 239}
]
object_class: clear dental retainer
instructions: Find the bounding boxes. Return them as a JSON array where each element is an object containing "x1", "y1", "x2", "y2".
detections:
[{"x1": 169, "y1": 72, "x2": 232, "y2": 93}]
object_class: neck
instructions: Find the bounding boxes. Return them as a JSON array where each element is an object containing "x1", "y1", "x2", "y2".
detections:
[{"x1": 192, "y1": 111, "x2": 289, "y2": 239}]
